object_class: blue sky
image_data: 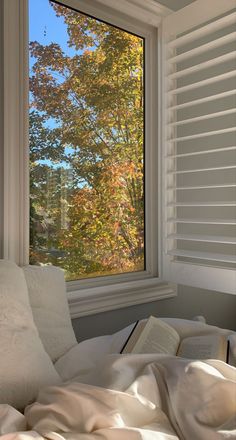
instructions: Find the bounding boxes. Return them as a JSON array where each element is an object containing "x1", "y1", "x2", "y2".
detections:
[
  {"x1": 29, "y1": 0, "x2": 75, "y2": 56},
  {"x1": 29, "y1": 0, "x2": 75, "y2": 168}
]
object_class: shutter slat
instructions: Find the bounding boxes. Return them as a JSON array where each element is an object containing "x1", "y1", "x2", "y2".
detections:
[
  {"x1": 169, "y1": 52, "x2": 236, "y2": 80},
  {"x1": 167, "y1": 146, "x2": 236, "y2": 158},
  {"x1": 169, "y1": 90, "x2": 236, "y2": 111},
  {"x1": 167, "y1": 234, "x2": 236, "y2": 244},
  {"x1": 169, "y1": 109, "x2": 236, "y2": 127},
  {"x1": 168, "y1": 183, "x2": 236, "y2": 190},
  {"x1": 168, "y1": 32, "x2": 236, "y2": 64},
  {"x1": 167, "y1": 218, "x2": 236, "y2": 225},
  {"x1": 169, "y1": 127, "x2": 236, "y2": 142},
  {"x1": 167, "y1": 249, "x2": 236, "y2": 264},
  {"x1": 168, "y1": 201, "x2": 236, "y2": 206},
  {"x1": 168, "y1": 165, "x2": 236, "y2": 174},
  {"x1": 168, "y1": 71, "x2": 236, "y2": 95}
]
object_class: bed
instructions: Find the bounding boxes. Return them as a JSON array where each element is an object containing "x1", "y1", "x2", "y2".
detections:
[{"x1": 0, "y1": 261, "x2": 235, "y2": 439}]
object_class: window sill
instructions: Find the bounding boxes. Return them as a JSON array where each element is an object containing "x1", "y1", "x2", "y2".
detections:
[{"x1": 68, "y1": 279, "x2": 177, "y2": 318}]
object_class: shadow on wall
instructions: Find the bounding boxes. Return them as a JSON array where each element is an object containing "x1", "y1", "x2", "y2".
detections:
[
  {"x1": 72, "y1": 285, "x2": 236, "y2": 342},
  {"x1": 156, "y1": 0, "x2": 195, "y2": 11}
]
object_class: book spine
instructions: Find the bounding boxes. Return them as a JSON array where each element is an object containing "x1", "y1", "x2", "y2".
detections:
[
  {"x1": 226, "y1": 340, "x2": 230, "y2": 364},
  {"x1": 120, "y1": 321, "x2": 139, "y2": 353}
]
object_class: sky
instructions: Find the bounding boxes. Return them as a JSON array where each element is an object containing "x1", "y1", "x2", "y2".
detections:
[
  {"x1": 29, "y1": 0, "x2": 75, "y2": 168},
  {"x1": 29, "y1": 0, "x2": 75, "y2": 56}
]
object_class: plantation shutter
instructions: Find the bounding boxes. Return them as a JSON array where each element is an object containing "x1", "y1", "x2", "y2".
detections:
[{"x1": 161, "y1": 0, "x2": 236, "y2": 294}]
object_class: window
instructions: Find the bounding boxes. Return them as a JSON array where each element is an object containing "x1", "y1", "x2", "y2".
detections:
[
  {"x1": 3, "y1": 0, "x2": 176, "y2": 316},
  {"x1": 29, "y1": 0, "x2": 145, "y2": 281}
]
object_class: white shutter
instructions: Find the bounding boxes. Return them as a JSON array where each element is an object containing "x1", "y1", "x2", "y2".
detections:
[{"x1": 161, "y1": 0, "x2": 236, "y2": 294}]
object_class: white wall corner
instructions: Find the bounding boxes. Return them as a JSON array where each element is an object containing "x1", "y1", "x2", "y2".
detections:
[{"x1": 128, "y1": 0, "x2": 173, "y2": 15}]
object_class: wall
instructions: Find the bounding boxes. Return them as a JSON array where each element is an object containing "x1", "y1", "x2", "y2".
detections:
[
  {"x1": 72, "y1": 285, "x2": 236, "y2": 342},
  {"x1": 0, "y1": 0, "x2": 3, "y2": 258},
  {"x1": 154, "y1": 0, "x2": 195, "y2": 11}
]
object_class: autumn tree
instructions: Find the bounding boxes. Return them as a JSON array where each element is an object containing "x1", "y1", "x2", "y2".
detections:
[{"x1": 29, "y1": 1, "x2": 144, "y2": 279}]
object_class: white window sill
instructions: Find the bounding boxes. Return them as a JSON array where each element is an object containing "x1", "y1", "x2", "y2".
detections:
[{"x1": 68, "y1": 279, "x2": 177, "y2": 318}]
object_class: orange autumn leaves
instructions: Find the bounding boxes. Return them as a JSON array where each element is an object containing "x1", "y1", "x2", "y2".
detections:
[{"x1": 59, "y1": 161, "x2": 144, "y2": 278}]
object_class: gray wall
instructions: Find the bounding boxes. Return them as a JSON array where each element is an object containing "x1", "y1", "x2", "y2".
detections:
[
  {"x1": 154, "y1": 0, "x2": 195, "y2": 11},
  {"x1": 0, "y1": 0, "x2": 3, "y2": 258},
  {"x1": 72, "y1": 285, "x2": 236, "y2": 342},
  {"x1": 0, "y1": 0, "x2": 235, "y2": 343}
]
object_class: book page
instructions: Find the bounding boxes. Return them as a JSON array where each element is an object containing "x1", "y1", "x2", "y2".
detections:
[
  {"x1": 131, "y1": 316, "x2": 180, "y2": 355},
  {"x1": 178, "y1": 334, "x2": 227, "y2": 361}
]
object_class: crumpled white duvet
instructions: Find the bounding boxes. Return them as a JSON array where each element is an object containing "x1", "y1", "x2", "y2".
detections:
[{"x1": 0, "y1": 354, "x2": 236, "y2": 440}]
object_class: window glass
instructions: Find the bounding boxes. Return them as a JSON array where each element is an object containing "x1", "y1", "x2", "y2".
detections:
[{"x1": 29, "y1": 0, "x2": 145, "y2": 281}]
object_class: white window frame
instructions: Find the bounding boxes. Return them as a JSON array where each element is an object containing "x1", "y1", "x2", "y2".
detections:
[{"x1": 3, "y1": 0, "x2": 176, "y2": 317}]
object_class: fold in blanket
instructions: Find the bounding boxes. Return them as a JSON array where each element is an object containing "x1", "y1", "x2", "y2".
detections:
[{"x1": 0, "y1": 355, "x2": 236, "y2": 440}]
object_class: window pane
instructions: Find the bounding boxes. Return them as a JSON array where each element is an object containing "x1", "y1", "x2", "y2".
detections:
[{"x1": 29, "y1": 0, "x2": 145, "y2": 281}]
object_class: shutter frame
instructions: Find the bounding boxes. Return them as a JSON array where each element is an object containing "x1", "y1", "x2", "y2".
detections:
[{"x1": 161, "y1": 0, "x2": 236, "y2": 294}]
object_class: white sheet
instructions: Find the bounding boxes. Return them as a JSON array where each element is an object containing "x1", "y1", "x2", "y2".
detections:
[
  {"x1": 1, "y1": 319, "x2": 236, "y2": 440},
  {"x1": 54, "y1": 318, "x2": 236, "y2": 382}
]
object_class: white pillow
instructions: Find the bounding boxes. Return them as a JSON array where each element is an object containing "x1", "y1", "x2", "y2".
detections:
[
  {"x1": 0, "y1": 260, "x2": 61, "y2": 410},
  {"x1": 23, "y1": 265, "x2": 77, "y2": 362}
]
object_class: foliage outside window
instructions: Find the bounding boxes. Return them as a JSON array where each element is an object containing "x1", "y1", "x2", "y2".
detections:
[{"x1": 29, "y1": 0, "x2": 145, "y2": 281}]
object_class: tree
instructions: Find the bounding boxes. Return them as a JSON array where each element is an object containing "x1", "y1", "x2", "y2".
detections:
[{"x1": 29, "y1": 1, "x2": 144, "y2": 280}]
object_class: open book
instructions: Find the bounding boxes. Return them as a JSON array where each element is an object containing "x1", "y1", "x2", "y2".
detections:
[{"x1": 121, "y1": 316, "x2": 229, "y2": 361}]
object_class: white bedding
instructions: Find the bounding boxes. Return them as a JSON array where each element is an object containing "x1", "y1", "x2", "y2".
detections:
[{"x1": 1, "y1": 319, "x2": 236, "y2": 440}]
